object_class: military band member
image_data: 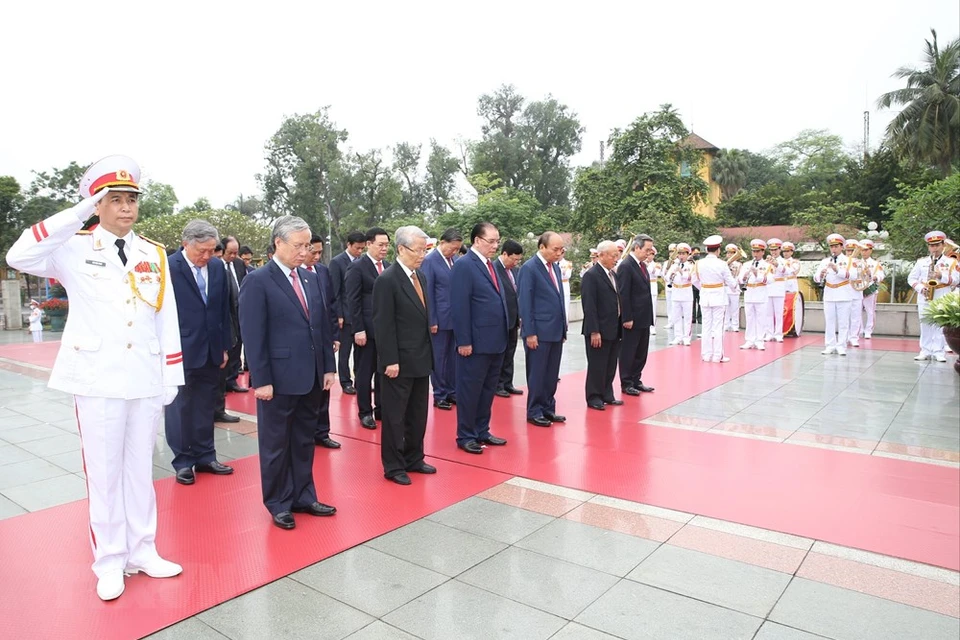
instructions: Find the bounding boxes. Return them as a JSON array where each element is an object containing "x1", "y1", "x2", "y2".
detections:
[
  {"x1": 724, "y1": 244, "x2": 742, "y2": 332},
  {"x1": 814, "y1": 233, "x2": 853, "y2": 355},
  {"x1": 764, "y1": 238, "x2": 787, "y2": 342},
  {"x1": 646, "y1": 247, "x2": 660, "y2": 335},
  {"x1": 858, "y1": 239, "x2": 885, "y2": 339},
  {"x1": 739, "y1": 239, "x2": 770, "y2": 350},
  {"x1": 5, "y1": 156, "x2": 184, "y2": 601},
  {"x1": 843, "y1": 239, "x2": 865, "y2": 347},
  {"x1": 907, "y1": 231, "x2": 959, "y2": 362},
  {"x1": 666, "y1": 243, "x2": 695, "y2": 346},
  {"x1": 664, "y1": 243, "x2": 677, "y2": 343},
  {"x1": 694, "y1": 236, "x2": 739, "y2": 362},
  {"x1": 782, "y1": 242, "x2": 801, "y2": 293}
]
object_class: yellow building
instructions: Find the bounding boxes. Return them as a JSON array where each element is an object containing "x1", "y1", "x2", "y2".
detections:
[{"x1": 679, "y1": 133, "x2": 721, "y2": 219}]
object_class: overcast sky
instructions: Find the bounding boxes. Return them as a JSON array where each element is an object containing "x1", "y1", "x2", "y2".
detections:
[{"x1": 1, "y1": 0, "x2": 957, "y2": 207}]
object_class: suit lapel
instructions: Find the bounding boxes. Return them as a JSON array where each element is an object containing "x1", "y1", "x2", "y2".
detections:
[
  {"x1": 268, "y1": 261, "x2": 309, "y2": 322},
  {"x1": 177, "y1": 253, "x2": 205, "y2": 303},
  {"x1": 400, "y1": 269, "x2": 427, "y2": 317}
]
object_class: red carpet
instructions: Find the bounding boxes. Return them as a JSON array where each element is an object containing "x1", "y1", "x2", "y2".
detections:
[
  {"x1": 0, "y1": 441, "x2": 508, "y2": 640},
  {"x1": 0, "y1": 340, "x2": 60, "y2": 368}
]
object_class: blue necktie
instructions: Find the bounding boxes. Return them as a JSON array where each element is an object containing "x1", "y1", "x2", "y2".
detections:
[{"x1": 194, "y1": 266, "x2": 207, "y2": 304}]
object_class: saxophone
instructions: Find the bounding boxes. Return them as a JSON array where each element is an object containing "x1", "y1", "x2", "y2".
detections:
[
  {"x1": 849, "y1": 245, "x2": 870, "y2": 292},
  {"x1": 921, "y1": 255, "x2": 941, "y2": 301}
]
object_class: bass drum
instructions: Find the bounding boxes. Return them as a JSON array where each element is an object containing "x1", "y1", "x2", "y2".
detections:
[{"x1": 783, "y1": 291, "x2": 804, "y2": 337}]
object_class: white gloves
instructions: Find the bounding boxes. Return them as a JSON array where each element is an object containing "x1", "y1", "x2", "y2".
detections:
[
  {"x1": 73, "y1": 188, "x2": 110, "y2": 223},
  {"x1": 162, "y1": 386, "x2": 180, "y2": 406}
]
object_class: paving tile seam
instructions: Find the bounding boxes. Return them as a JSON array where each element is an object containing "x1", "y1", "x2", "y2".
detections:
[{"x1": 286, "y1": 567, "x2": 428, "y2": 624}]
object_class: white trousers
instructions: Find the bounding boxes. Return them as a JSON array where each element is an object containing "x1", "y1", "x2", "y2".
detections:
[
  {"x1": 75, "y1": 395, "x2": 163, "y2": 578},
  {"x1": 649, "y1": 284, "x2": 658, "y2": 330},
  {"x1": 823, "y1": 301, "x2": 851, "y2": 349},
  {"x1": 670, "y1": 299, "x2": 693, "y2": 342},
  {"x1": 765, "y1": 296, "x2": 785, "y2": 340},
  {"x1": 744, "y1": 302, "x2": 766, "y2": 346},
  {"x1": 31, "y1": 330, "x2": 43, "y2": 343},
  {"x1": 849, "y1": 295, "x2": 863, "y2": 341},
  {"x1": 917, "y1": 300, "x2": 947, "y2": 356},
  {"x1": 665, "y1": 289, "x2": 675, "y2": 341},
  {"x1": 862, "y1": 293, "x2": 878, "y2": 336},
  {"x1": 701, "y1": 306, "x2": 725, "y2": 361},
  {"x1": 725, "y1": 294, "x2": 740, "y2": 330}
]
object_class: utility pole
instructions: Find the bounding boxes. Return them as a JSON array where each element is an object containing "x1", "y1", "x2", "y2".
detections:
[{"x1": 863, "y1": 111, "x2": 870, "y2": 160}]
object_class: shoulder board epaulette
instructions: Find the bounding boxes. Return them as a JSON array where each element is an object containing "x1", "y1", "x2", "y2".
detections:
[
  {"x1": 138, "y1": 234, "x2": 166, "y2": 248},
  {"x1": 76, "y1": 230, "x2": 92, "y2": 235}
]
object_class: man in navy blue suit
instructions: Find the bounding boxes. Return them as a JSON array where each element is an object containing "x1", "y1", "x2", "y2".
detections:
[
  {"x1": 420, "y1": 227, "x2": 463, "y2": 410},
  {"x1": 329, "y1": 231, "x2": 366, "y2": 395},
  {"x1": 302, "y1": 234, "x2": 342, "y2": 450},
  {"x1": 450, "y1": 222, "x2": 509, "y2": 454},
  {"x1": 239, "y1": 215, "x2": 337, "y2": 530},
  {"x1": 164, "y1": 220, "x2": 235, "y2": 485},
  {"x1": 494, "y1": 239, "x2": 524, "y2": 397},
  {"x1": 518, "y1": 231, "x2": 568, "y2": 427}
]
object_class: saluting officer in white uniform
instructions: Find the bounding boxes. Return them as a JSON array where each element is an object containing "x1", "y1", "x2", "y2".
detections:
[
  {"x1": 908, "y1": 231, "x2": 959, "y2": 362},
  {"x1": 739, "y1": 239, "x2": 770, "y2": 350},
  {"x1": 693, "y1": 236, "x2": 739, "y2": 362},
  {"x1": 5, "y1": 156, "x2": 184, "y2": 601},
  {"x1": 814, "y1": 233, "x2": 853, "y2": 355}
]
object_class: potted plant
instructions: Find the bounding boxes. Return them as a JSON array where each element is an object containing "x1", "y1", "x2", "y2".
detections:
[
  {"x1": 923, "y1": 291, "x2": 960, "y2": 374},
  {"x1": 39, "y1": 298, "x2": 69, "y2": 332}
]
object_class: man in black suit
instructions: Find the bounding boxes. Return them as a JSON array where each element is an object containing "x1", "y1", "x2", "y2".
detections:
[
  {"x1": 345, "y1": 227, "x2": 390, "y2": 429},
  {"x1": 329, "y1": 231, "x2": 366, "y2": 395},
  {"x1": 239, "y1": 245, "x2": 255, "y2": 275},
  {"x1": 302, "y1": 234, "x2": 342, "y2": 450},
  {"x1": 495, "y1": 239, "x2": 524, "y2": 398},
  {"x1": 164, "y1": 220, "x2": 235, "y2": 483},
  {"x1": 373, "y1": 226, "x2": 436, "y2": 485},
  {"x1": 618, "y1": 233, "x2": 656, "y2": 396},
  {"x1": 221, "y1": 236, "x2": 247, "y2": 394},
  {"x1": 582, "y1": 241, "x2": 624, "y2": 410}
]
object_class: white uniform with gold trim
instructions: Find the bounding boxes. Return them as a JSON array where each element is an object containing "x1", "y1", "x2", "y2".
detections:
[
  {"x1": 764, "y1": 257, "x2": 787, "y2": 342},
  {"x1": 908, "y1": 255, "x2": 959, "y2": 359},
  {"x1": 814, "y1": 254, "x2": 852, "y2": 353},
  {"x1": 860, "y1": 257, "x2": 884, "y2": 338},
  {"x1": 666, "y1": 260, "x2": 694, "y2": 344},
  {"x1": 647, "y1": 259, "x2": 660, "y2": 333},
  {"x1": 5, "y1": 199, "x2": 183, "y2": 580},
  {"x1": 693, "y1": 255, "x2": 738, "y2": 361},
  {"x1": 739, "y1": 260, "x2": 770, "y2": 349},
  {"x1": 725, "y1": 260, "x2": 742, "y2": 331}
]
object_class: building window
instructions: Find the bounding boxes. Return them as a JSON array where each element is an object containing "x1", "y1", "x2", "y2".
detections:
[{"x1": 680, "y1": 161, "x2": 691, "y2": 177}]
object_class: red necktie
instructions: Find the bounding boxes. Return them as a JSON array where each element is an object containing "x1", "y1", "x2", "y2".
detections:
[
  {"x1": 640, "y1": 261, "x2": 649, "y2": 280},
  {"x1": 290, "y1": 271, "x2": 309, "y2": 317},
  {"x1": 306, "y1": 266, "x2": 314, "y2": 272},
  {"x1": 548, "y1": 262, "x2": 558, "y2": 290},
  {"x1": 447, "y1": 256, "x2": 454, "y2": 269},
  {"x1": 487, "y1": 260, "x2": 500, "y2": 292},
  {"x1": 376, "y1": 260, "x2": 383, "y2": 275}
]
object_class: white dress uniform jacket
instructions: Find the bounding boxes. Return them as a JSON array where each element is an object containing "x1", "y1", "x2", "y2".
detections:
[{"x1": 815, "y1": 255, "x2": 853, "y2": 302}]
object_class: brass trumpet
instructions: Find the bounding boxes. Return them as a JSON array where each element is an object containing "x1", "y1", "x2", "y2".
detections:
[{"x1": 726, "y1": 248, "x2": 747, "y2": 266}]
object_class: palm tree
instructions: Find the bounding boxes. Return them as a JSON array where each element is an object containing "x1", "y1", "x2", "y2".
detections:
[
  {"x1": 711, "y1": 149, "x2": 748, "y2": 200},
  {"x1": 877, "y1": 29, "x2": 960, "y2": 176}
]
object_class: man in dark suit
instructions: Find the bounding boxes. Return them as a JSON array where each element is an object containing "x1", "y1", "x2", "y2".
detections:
[
  {"x1": 495, "y1": 239, "x2": 524, "y2": 397},
  {"x1": 239, "y1": 245, "x2": 255, "y2": 275},
  {"x1": 581, "y1": 241, "x2": 624, "y2": 410},
  {"x1": 420, "y1": 227, "x2": 463, "y2": 410},
  {"x1": 239, "y1": 215, "x2": 337, "y2": 530},
  {"x1": 373, "y1": 226, "x2": 436, "y2": 485},
  {"x1": 329, "y1": 231, "x2": 366, "y2": 395},
  {"x1": 450, "y1": 222, "x2": 509, "y2": 454},
  {"x1": 518, "y1": 231, "x2": 568, "y2": 427},
  {"x1": 164, "y1": 220, "x2": 235, "y2": 485},
  {"x1": 302, "y1": 234, "x2": 342, "y2": 450},
  {"x1": 221, "y1": 236, "x2": 248, "y2": 393},
  {"x1": 618, "y1": 233, "x2": 656, "y2": 395},
  {"x1": 345, "y1": 227, "x2": 390, "y2": 429}
]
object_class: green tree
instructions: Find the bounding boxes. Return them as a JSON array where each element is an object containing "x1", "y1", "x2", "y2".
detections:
[
  {"x1": 791, "y1": 195, "x2": 868, "y2": 250},
  {"x1": 259, "y1": 108, "x2": 350, "y2": 243},
  {"x1": 28, "y1": 161, "x2": 86, "y2": 203},
  {"x1": 393, "y1": 142, "x2": 424, "y2": 217},
  {"x1": 135, "y1": 209, "x2": 271, "y2": 257},
  {"x1": 711, "y1": 149, "x2": 749, "y2": 200},
  {"x1": 349, "y1": 149, "x2": 403, "y2": 228},
  {"x1": 741, "y1": 150, "x2": 789, "y2": 189},
  {"x1": 437, "y1": 188, "x2": 561, "y2": 244},
  {"x1": 715, "y1": 183, "x2": 799, "y2": 227},
  {"x1": 0, "y1": 176, "x2": 25, "y2": 267},
  {"x1": 836, "y1": 147, "x2": 938, "y2": 223},
  {"x1": 137, "y1": 180, "x2": 178, "y2": 220},
  {"x1": 424, "y1": 140, "x2": 461, "y2": 214},
  {"x1": 884, "y1": 173, "x2": 960, "y2": 259},
  {"x1": 771, "y1": 129, "x2": 850, "y2": 189},
  {"x1": 877, "y1": 29, "x2": 960, "y2": 176}
]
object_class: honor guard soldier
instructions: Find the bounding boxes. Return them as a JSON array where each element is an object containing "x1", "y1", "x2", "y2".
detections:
[
  {"x1": 814, "y1": 233, "x2": 853, "y2": 355},
  {"x1": 647, "y1": 247, "x2": 660, "y2": 335},
  {"x1": 5, "y1": 156, "x2": 184, "y2": 601},
  {"x1": 693, "y1": 236, "x2": 738, "y2": 362},
  {"x1": 664, "y1": 243, "x2": 678, "y2": 342},
  {"x1": 843, "y1": 238, "x2": 865, "y2": 347},
  {"x1": 907, "y1": 231, "x2": 959, "y2": 362},
  {"x1": 858, "y1": 239, "x2": 885, "y2": 339},
  {"x1": 724, "y1": 244, "x2": 743, "y2": 332},
  {"x1": 739, "y1": 239, "x2": 770, "y2": 350},
  {"x1": 764, "y1": 239, "x2": 787, "y2": 342},
  {"x1": 665, "y1": 243, "x2": 695, "y2": 345}
]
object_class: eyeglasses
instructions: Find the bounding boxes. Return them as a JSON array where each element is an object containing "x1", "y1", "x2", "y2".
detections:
[
  {"x1": 477, "y1": 237, "x2": 500, "y2": 246},
  {"x1": 281, "y1": 239, "x2": 310, "y2": 253},
  {"x1": 400, "y1": 245, "x2": 427, "y2": 256}
]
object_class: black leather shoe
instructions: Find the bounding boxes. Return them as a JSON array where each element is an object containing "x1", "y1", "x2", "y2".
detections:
[
  {"x1": 587, "y1": 401, "x2": 605, "y2": 411},
  {"x1": 342, "y1": 384, "x2": 357, "y2": 395},
  {"x1": 527, "y1": 416, "x2": 552, "y2": 427},
  {"x1": 544, "y1": 412, "x2": 566, "y2": 423},
  {"x1": 637, "y1": 383, "x2": 655, "y2": 393},
  {"x1": 604, "y1": 399, "x2": 624, "y2": 406},
  {"x1": 433, "y1": 399, "x2": 453, "y2": 410},
  {"x1": 292, "y1": 502, "x2": 336, "y2": 516},
  {"x1": 387, "y1": 472, "x2": 412, "y2": 485},
  {"x1": 458, "y1": 441, "x2": 483, "y2": 454},
  {"x1": 226, "y1": 383, "x2": 249, "y2": 393},
  {"x1": 175, "y1": 468, "x2": 195, "y2": 485},
  {"x1": 315, "y1": 437, "x2": 341, "y2": 449},
  {"x1": 215, "y1": 412, "x2": 241, "y2": 423},
  {"x1": 622, "y1": 387, "x2": 641, "y2": 396},
  {"x1": 360, "y1": 415, "x2": 377, "y2": 429},
  {"x1": 505, "y1": 386, "x2": 524, "y2": 395},
  {"x1": 494, "y1": 389, "x2": 511, "y2": 398},
  {"x1": 195, "y1": 461, "x2": 233, "y2": 475},
  {"x1": 272, "y1": 511, "x2": 295, "y2": 529},
  {"x1": 479, "y1": 435, "x2": 507, "y2": 446},
  {"x1": 408, "y1": 462, "x2": 437, "y2": 474}
]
